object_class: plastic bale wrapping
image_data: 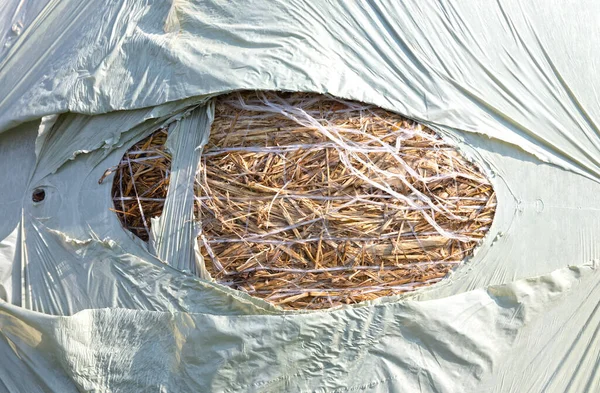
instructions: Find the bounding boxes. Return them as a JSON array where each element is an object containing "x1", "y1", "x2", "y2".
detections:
[
  {"x1": 4, "y1": 2, "x2": 600, "y2": 391},
  {"x1": 112, "y1": 91, "x2": 496, "y2": 310}
]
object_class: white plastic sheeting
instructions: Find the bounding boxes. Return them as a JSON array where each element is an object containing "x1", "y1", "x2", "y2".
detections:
[{"x1": 1, "y1": 0, "x2": 599, "y2": 391}]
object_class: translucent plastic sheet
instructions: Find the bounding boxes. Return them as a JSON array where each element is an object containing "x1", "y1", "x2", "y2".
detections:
[{"x1": 1, "y1": 0, "x2": 599, "y2": 391}]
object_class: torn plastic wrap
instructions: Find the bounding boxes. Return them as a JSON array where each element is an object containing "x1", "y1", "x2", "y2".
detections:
[{"x1": 1, "y1": 0, "x2": 599, "y2": 392}]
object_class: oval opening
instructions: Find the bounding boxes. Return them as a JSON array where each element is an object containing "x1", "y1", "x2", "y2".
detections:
[
  {"x1": 111, "y1": 91, "x2": 496, "y2": 309},
  {"x1": 32, "y1": 188, "x2": 46, "y2": 202}
]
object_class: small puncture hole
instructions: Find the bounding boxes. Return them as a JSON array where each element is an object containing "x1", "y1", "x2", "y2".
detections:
[{"x1": 32, "y1": 188, "x2": 45, "y2": 202}]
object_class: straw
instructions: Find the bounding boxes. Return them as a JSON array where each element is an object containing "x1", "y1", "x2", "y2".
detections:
[
  {"x1": 110, "y1": 130, "x2": 170, "y2": 241},
  {"x1": 111, "y1": 91, "x2": 496, "y2": 310}
]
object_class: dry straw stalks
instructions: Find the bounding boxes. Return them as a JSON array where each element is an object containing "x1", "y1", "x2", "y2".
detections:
[{"x1": 112, "y1": 91, "x2": 496, "y2": 310}]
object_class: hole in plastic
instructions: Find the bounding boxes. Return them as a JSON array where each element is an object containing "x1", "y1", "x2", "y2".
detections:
[
  {"x1": 32, "y1": 188, "x2": 45, "y2": 202},
  {"x1": 111, "y1": 91, "x2": 497, "y2": 309}
]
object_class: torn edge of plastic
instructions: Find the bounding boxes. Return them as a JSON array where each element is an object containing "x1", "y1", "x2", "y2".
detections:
[{"x1": 149, "y1": 102, "x2": 214, "y2": 278}]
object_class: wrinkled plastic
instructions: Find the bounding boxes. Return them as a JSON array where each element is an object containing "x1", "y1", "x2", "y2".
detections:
[{"x1": 1, "y1": 0, "x2": 599, "y2": 391}]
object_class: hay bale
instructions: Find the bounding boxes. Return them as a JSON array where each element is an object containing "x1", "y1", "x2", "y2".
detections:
[
  {"x1": 112, "y1": 91, "x2": 496, "y2": 310},
  {"x1": 111, "y1": 130, "x2": 170, "y2": 241}
]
